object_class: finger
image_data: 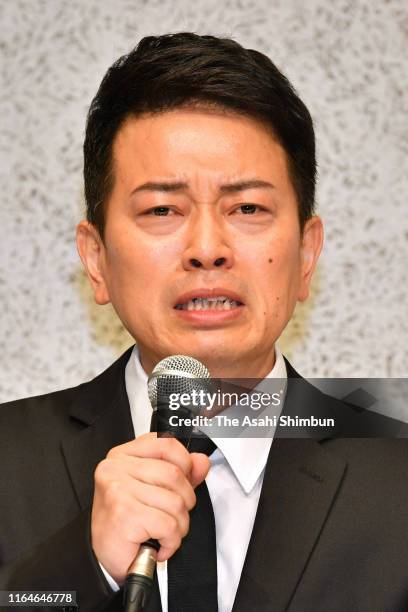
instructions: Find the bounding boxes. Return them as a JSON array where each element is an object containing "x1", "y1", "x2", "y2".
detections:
[
  {"x1": 107, "y1": 434, "x2": 193, "y2": 477},
  {"x1": 104, "y1": 455, "x2": 196, "y2": 510},
  {"x1": 122, "y1": 479, "x2": 190, "y2": 537},
  {"x1": 127, "y1": 501, "x2": 186, "y2": 560},
  {"x1": 189, "y1": 453, "x2": 211, "y2": 488}
]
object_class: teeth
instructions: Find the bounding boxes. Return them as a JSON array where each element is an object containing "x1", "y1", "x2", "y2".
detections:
[{"x1": 178, "y1": 297, "x2": 240, "y2": 311}]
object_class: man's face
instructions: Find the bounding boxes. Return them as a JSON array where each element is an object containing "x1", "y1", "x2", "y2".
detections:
[{"x1": 77, "y1": 109, "x2": 322, "y2": 377}]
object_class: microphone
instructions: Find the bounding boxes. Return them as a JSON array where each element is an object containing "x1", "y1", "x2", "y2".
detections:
[{"x1": 123, "y1": 355, "x2": 210, "y2": 612}]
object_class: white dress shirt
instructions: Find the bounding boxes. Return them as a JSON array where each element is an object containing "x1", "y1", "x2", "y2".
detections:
[{"x1": 101, "y1": 346, "x2": 287, "y2": 612}]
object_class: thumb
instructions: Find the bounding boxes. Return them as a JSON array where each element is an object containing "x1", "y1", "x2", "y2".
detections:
[{"x1": 189, "y1": 453, "x2": 211, "y2": 488}]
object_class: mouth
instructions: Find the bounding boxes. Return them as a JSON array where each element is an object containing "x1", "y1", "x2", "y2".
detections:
[
  {"x1": 175, "y1": 296, "x2": 243, "y2": 311},
  {"x1": 174, "y1": 289, "x2": 244, "y2": 312},
  {"x1": 173, "y1": 289, "x2": 245, "y2": 325}
]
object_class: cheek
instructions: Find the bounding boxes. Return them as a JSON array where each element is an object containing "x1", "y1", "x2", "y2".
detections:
[
  {"x1": 251, "y1": 234, "x2": 301, "y2": 280},
  {"x1": 250, "y1": 241, "x2": 301, "y2": 313},
  {"x1": 102, "y1": 242, "x2": 146, "y2": 309},
  {"x1": 108, "y1": 233, "x2": 175, "y2": 279},
  {"x1": 106, "y1": 235, "x2": 184, "y2": 321}
]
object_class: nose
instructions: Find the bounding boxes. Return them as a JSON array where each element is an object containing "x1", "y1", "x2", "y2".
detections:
[{"x1": 182, "y1": 210, "x2": 234, "y2": 271}]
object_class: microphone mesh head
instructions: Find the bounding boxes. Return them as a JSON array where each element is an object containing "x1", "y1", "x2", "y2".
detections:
[{"x1": 147, "y1": 355, "x2": 211, "y2": 409}]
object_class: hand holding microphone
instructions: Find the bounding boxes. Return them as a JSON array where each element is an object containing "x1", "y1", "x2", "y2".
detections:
[
  {"x1": 90, "y1": 355, "x2": 211, "y2": 611},
  {"x1": 91, "y1": 433, "x2": 208, "y2": 580}
]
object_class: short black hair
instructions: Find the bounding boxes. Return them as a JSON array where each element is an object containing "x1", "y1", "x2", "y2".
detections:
[{"x1": 84, "y1": 32, "x2": 316, "y2": 236}]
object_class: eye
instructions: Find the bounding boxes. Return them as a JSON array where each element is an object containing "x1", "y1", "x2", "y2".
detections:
[
  {"x1": 151, "y1": 206, "x2": 171, "y2": 216},
  {"x1": 237, "y1": 204, "x2": 261, "y2": 214}
]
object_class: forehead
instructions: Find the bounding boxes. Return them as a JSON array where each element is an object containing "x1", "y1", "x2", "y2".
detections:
[{"x1": 111, "y1": 109, "x2": 293, "y2": 194}]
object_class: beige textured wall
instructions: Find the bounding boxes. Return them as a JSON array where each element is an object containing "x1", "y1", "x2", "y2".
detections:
[{"x1": 1, "y1": 0, "x2": 407, "y2": 402}]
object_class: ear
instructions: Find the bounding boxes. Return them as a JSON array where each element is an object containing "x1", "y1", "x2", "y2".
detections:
[
  {"x1": 298, "y1": 215, "x2": 324, "y2": 302},
  {"x1": 76, "y1": 220, "x2": 111, "y2": 305}
]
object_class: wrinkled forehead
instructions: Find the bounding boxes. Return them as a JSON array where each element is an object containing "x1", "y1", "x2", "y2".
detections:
[{"x1": 110, "y1": 108, "x2": 292, "y2": 200}]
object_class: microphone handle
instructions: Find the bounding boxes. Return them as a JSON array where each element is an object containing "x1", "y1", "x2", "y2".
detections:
[{"x1": 123, "y1": 539, "x2": 159, "y2": 612}]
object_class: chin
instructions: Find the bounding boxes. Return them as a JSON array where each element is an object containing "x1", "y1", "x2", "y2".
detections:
[{"x1": 187, "y1": 346, "x2": 240, "y2": 369}]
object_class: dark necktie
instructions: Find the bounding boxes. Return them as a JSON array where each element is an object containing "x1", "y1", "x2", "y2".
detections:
[{"x1": 167, "y1": 436, "x2": 218, "y2": 612}]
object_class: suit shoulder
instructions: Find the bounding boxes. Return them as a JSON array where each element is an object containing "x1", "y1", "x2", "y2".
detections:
[
  {"x1": 0, "y1": 345, "x2": 134, "y2": 424},
  {"x1": 0, "y1": 384, "x2": 84, "y2": 448}
]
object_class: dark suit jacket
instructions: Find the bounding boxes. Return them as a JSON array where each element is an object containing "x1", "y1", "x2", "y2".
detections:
[{"x1": 1, "y1": 347, "x2": 408, "y2": 612}]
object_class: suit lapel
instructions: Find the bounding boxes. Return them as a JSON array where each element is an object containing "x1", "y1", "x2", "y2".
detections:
[
  {"x1": 233, "y1": 367, "x2": 347, "y2": 612},
  {"x1": 61, "y1": 348, "x2": 135, "y2": 510},
  {"x1": 232, "y1": 438, "x2": 346, "y2": 612}
]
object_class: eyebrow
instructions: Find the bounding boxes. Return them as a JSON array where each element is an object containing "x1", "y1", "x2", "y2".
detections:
[{"x1": 130, "y1": 179, "x2": 275, "y2": 195}]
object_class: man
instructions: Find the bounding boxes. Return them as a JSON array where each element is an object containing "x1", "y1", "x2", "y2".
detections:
[{"x1": 1, "y1": 33, "x2": 408, "y2": 612}]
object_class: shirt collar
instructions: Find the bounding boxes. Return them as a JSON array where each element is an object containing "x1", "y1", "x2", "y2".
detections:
[{"x1": 125, "y1": 346, "x2": 287, "y2": 495}]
